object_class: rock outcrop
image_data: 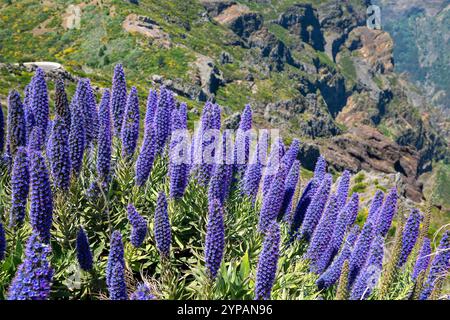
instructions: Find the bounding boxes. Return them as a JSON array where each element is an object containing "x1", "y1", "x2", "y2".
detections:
[
  {"x1": 319, "y1": 125, "x2": 422, "y2": 201},
  {"x1": 122, "y1": 14, "x2": 171, "y2": 48}
]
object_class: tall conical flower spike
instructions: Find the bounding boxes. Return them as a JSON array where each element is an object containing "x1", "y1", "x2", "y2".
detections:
[
  {"x1": 335, "y1": 170, "x2": 350, "y2": 210},
  {"x1": 9, "y1": 147, "x2": 30, "y2": 227},
  {"x1": 106, "y1": 231, "x2": 127, "y2": 300},
  {"x1": 280, "y1": 160, "x2": 300, "y2": 220},
  {"x1": 313, "y1": 155, "x2": 326, "y2": 181},
  {"x1": 234, "y1": 104, "x2": 252, "y2": 177},
  {"x1": 349, "y1": 222, "x2": 374, "y2": 284},
  {"x1": 97, "y1": 89, "x2": 112, "y2": 183},
  {"x1": 154, "y1": 192, "x2": 171, "y2": 258},
  {"x1": 318, "y1": 193, "x2": 359, "y2": 270},
  {"x1": 258, "y1": 166, "x2": 288, "y2": 233},
  {"x1": 169, "y1": 107, "x2": 189, "y2": 199},
  {"x1": 316, "y1": 226, "x2": 359, "y2": 290},
  {"x1": 281, "y1": 139, "x2": 299, "y2": 173},
  {"x1": 54, "y1": 78, "x2": 71, "y2": 129},
  {"x1": 111, "y1": 64, "x2": 127, "y2": 136},
  {"x1": 121, "y1": 86, "x2": 140, "y2": 159},
  {"x1": 29, "y1": 151, "x2": 53, "y2": 243},
  {"x1": 7, "y1": 233, "x2": 53, "y2": 300},
  {"x1": 367, "y1": 190, "x2": 385, "y2": 223},
  {"x1": 154, "y1": 87, "x2": 174, "y2": 154},
  {"x1": 419, "y1": 231, "x2": 450, "y2": 300},
  {"x1": 398, "y1": 209, "x2": 422, "y2": 267},
  {"x1": 376, "y1": 187, "x2": 398, "y2": 237},
  {"x1": 205, "y1": 199, "x2": 225, "y2": 280},
  {"x1": 69, "y1": 98, "x2": 86, "y2": 176},
  {"x1": 412, "y1": 238, "x2": 431, "y2": 280},
  {"x1": 23, "y1": 84, "x2": 35, "y2": 143},
  {"x1": 127, "y1": 204, "x2": 148, "y2": 248},
  {"x1": 49, "y1": 116, "x2": 71, "y2": 190},
  {"x1": 261, "y1": 138, "x2": 285, "y2": 197},
  {"x1": 30, "y1": 68, "x2": 49, "y2": 136},
  {"x1": 350, "y1": 235, "x2": 384, "y2": 300},
  {"x1": 6, "y1": 90, "x2": 26, "y2": 156},
  {"x1": 300, "y1": 174, "x2": 332, "y2": 241},
  {"x1": 145, "y1": 89, "x2": 158, "y2": 127},
  {"x1": 307, "y1": 194, "x2": 340, "y2": 273},
  {"x1": 76, "y1": 227, "x2": 93, "y2": 271},
  {"x1": 289, "y1": 179, "x2": 319, "y2": 240},
  {"x1": 255, "y1": 221, "x2": 280, "y2": 300}
]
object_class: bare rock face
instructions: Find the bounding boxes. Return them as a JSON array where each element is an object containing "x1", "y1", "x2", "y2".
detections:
[
  {"x1": 214, "y1": 5, "x2": 263, "y2": 39},
  {"x1": 346, "y1": 27, "x2": 394, "y2": 74},
  {"x1": 316, "y1": 1, "x2": 367, "y2": 60},
  {"x1": 200, "y1": 0, "x2": 237, "y2": 18},
  {"x1": 191, "y1": 54, "x2": 224, "y2": 99},
  {"x1": 264, "y1": 94, "x2": 341, "y2": 138},
  {"x1": 319, "y1": 125, "x2": 422, "y2": 201},
  {"x1": 122, "y1": 14, "x2": 171, "y2": 48},
  {"x1": 276, "y1": 4, "x2": 325, "y2": 51}
]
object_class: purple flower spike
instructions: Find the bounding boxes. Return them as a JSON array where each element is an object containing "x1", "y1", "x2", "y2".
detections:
[
  {"x1": 169, "y1": 107, "x2": 189, "y2": 199},
  {"x1": 135, "y1": 123, "x2": 157, "y2": 187},
  {"x1": 54, "y1": 78, "x2": 71, "y2": 129},
  {"x1": 242, "y1": 139, "x2": 266, "y2": 202},
  {"x1": 262, "y1": 138, "x2": 285, "y2": 197},
  {"x1": 7, "y1": 233, "x2": 53, "y2": 300},
  {"x1": 111, "y1": 64, "x2": 128, "y2": 136},
  {"x1": 130, "y1": 284, "x2": 156, "y2": 300},
  {"x1": 121, "y1": 86, "x2": 140, "y2": 159},
  {"x1": 307, "y1": 194, "x2": 340, "y2": 273},
  {"x1": 281, "y1": 139, "x2": 299, "y2": 173},
  {"x1": 10, "y1": 147, "x2": 29, "y2": 227},
  {"x1": 398, "y1": 209, "x2": 422, "y2": 267},
  {"x1": 145, "y1": 89, "x2": 158, "y2": 127},
  {"x1": 318, "y1": 193, "x2": 359, "y2": 270},
  {"x1": 30, "y1": 68, "x2": 49, "y2": 136},
  {"x1": 28, "y1": 126, "x2": 45, "y2": 152},
  {"x1": 234, "y1": 104, "x2": 252, "y2": 176},
  {"x1": 205, "y1": 199, "x2": 225, "y2": 280},
  {"x1": 258, "y1": 166, "x2": 288, "y2": 233},
  {"x1": 106, "y1": 231, "x2": 127, "y2": 300},
  {"x1": 313, "y1": 155, "x2": 326, "y2": 180},
  {"x1": 349, "y1": 222, "x2": 374, "y2": 284},
  {"x1": 76, "y1": 227, "x2": 93, "y2": 271},
  {"x1": 300, "y1": 174, "x2": 332, "y2": 241},
  {"x1": 419, "y1": 231, "x2": 450, "y2": 300},
  {"x1": 376, "y1": 187, "x2": 398, "y2": 237},
  {"x1": 335, "y1": 170, "x2": 350, "y2": 210},
  {"x1": 316, "y1": 226, "x2": 359, "y2": 290},
  {"x1": 154, "y1": 192, "x2": 171, "y2": 258},
  {"x1": 154, "y1": 87, "x2": 174, "y2": 154},
  {"x1": 289, "y1": 179, "x2": 319, "y2": 239},
  {"x1": 367, "y1": 190, "x2": 384, "y2": 223},
  {"x1": 280, "y1": 160, "x2": 300, "y2": 220},
  {"x1": 49, "y1": 116, "x2": 71, "y2": 190},
  {"x1": 127, "y1": 204, "x2": 148, "y2": 248},
  {"x1": 255, "y1": 221, "x2": 280, "y2": 300},
  {"x1": 350, "y1": 235, "x2": 384, "y2": 300},
  {"x1": 69, "y1": 98, "x2": 86, "y2": 176},
  {"x1": 29, "y1": 151, "x2": 53, "y2": 243},
  {"x1": 208, "y1": 164, "x2": 232, "y2": 206},
  {"x1": 97, "y1": 89, "x2": 112, "y2": 183},
  {"x1": 412, "y1": 238, "x2": 431, "y2": 280},
  {"x1": 6, "y1": 90, "x2": 26, "y2": 156}
]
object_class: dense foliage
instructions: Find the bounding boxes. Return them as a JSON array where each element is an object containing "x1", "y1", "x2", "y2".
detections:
[{"x1": 0, "y1": 66, "x2": 448, "y2": 300}]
